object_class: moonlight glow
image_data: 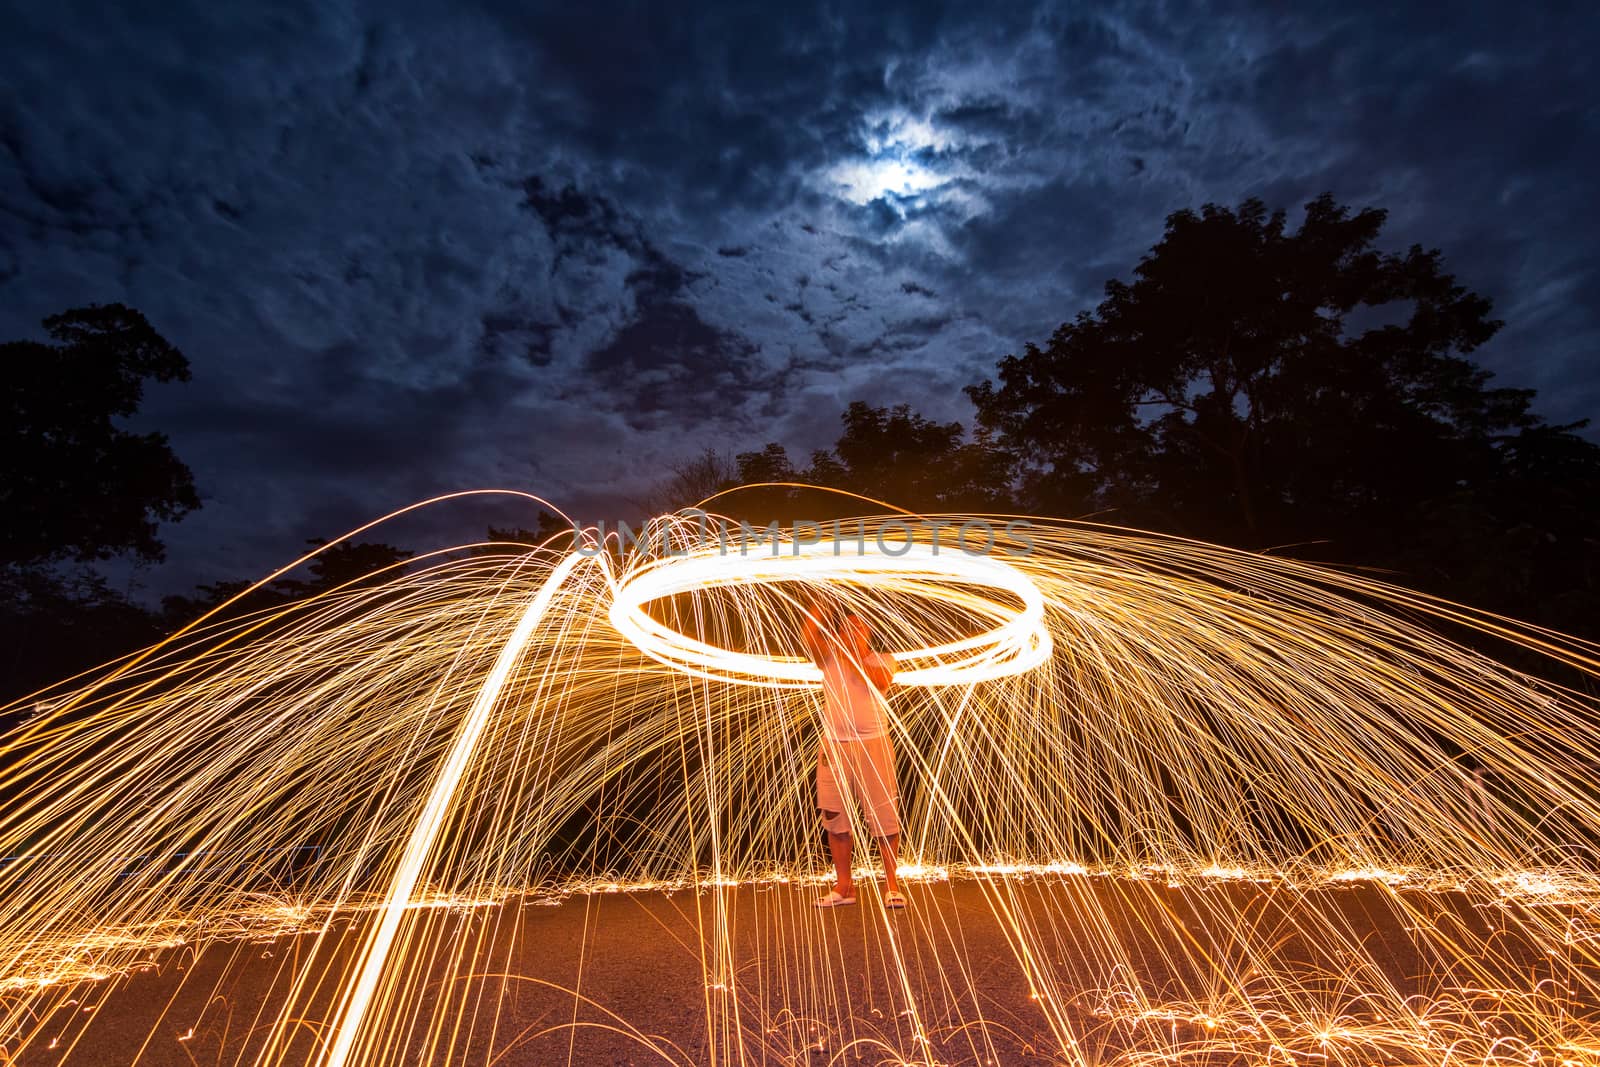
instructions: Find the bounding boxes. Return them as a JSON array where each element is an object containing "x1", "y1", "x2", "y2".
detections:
[{"x1": 825, "y1": 110, "x2": 962, "y2": 205}]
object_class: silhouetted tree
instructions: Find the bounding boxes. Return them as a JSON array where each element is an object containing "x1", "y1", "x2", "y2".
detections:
[
  {"x1": 160, "y1": 540, "x2": 414, "y2": 629},
  {"x1": 1391, "y1": 422, "x2": 1600, "y2": 637},
  {"x1": 472, "y1": 511, "x2": 579, "y2": 556},
  {"x1": 826, "y1": 402, "x2": 963, "y2": 506},
  {"x1": 817, "y1": 402, "x2": 1017, "y2": 513},
  {"x1": 735, "y1": 442, "x2": 800, "y2": 485},
  {"x1": 0, "y1": 568, "x2": 162, "y2": 705},
  {"x1": 1, "y1": 304, "x2": 199, "y2": 703},
  {"x1": 2, "y1": 303, "x2": 199, "y2": 566},
  {"x1": 713, "y1": 403, "x2": 1017, "y2": 523},
  {"x1": 157, "y1": 580, "x2": 263, "y2": 628},
  {"x1": 639, "y1": 448, "x2": 740, "y2": 514},
  {"x1": 270, "y1": 539, "x2": 413, "y2": 598},
  {"x1": 967, "y1": 194, "x2": 1600, "y2": 629},
  {"x1": 710, "y1": 442, "x2": 805, "y2": 524}
]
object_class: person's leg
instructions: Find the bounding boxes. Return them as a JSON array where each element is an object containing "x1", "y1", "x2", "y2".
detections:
[
  {"x1": 826, "y1": 826, "x2": 854, "y2": 897},
  {"x1": 817, "y1": 744, "x2": 855, "y2": 900},
  {"x1": 854, "y1": 735, "x2": 902, "y2": 900},
  {"x1": 877, "y1": 832, "x2": 900, "y2": 895}
]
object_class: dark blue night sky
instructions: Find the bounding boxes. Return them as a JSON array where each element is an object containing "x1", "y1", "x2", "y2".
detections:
[{"x1": 3, "y1": 2, "x2": 1596, "y2": 594}]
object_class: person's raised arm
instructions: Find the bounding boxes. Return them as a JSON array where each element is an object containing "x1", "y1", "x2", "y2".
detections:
[
  {"x1": 841, "y1": 614, "x2": 893, "y2": 692},
  {"x1": 801, "y1": 615, "x2": 826, "y2": 664},
  {"x1": 864, "y1": 650, "x2": 895, "y2": 693},
  {"x1": 841, "y1": 614, "x2": 872, "y2": 660},
  {"x1": 799, "y1": 590, "x2": 831, "y2": 664}
]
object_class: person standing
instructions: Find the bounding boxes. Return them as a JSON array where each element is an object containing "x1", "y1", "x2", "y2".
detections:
[{"x1": 800, "y1": 588, "x2": 904, "y2": 910}]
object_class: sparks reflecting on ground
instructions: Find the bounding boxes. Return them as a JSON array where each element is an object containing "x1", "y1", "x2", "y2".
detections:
[{"x1": 2, "y1": 497, "x2": 1599, "y2": 1065}]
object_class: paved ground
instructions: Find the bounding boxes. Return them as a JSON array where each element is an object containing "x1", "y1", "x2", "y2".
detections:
[{"x1": 0, "y1": 873, "x2": 1560, "y2": 1066}]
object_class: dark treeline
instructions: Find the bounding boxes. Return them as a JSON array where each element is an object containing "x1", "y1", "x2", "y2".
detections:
[
  {"x1": 0, "y1": 305, "x2": 418, "y2": 702},
  {"x1": 4, "y1": 194, "x2": 1598, "y2": 704}
]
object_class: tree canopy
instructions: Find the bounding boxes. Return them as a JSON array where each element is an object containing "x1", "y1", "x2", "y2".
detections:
[
  {"x1": 967, "y1": 194, "x2": 1600, "y2": 629},
  {"x1": 1, "y1": 304, "x2": 200, "y2": 566},
  {"x1": 812, "y1": 402, "x2": 1015, "y2": 514},
  {"x1": 640, "y1": 402, "x2": 1017, "y2": 523},
  {"x1": 157, "y1": 539, "x2": 415, "y2": 628},
  {"x1": 969, "y1": 195, "x2": 1534, "y2": 538}
]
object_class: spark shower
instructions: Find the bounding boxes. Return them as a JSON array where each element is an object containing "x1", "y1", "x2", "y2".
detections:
[{"x1": 3, "y1": 490, "x2": 1600, "y2": 1065}]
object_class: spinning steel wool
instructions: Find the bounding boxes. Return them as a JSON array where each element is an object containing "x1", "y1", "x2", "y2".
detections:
[{"x1": 2, "y1": 494, "x2": 1599, "y2": 1065}]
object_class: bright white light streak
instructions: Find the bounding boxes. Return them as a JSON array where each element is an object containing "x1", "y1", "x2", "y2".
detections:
[
  {"x1": 608, "y1": 539, "x2": 1052, "y2": 688},
  {"x1": 321, "y1": 550, "x2": 588, "y2": 1067}
]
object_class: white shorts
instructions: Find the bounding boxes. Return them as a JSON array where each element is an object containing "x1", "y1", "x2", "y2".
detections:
[{"x1": 816, "y1": 734, "x2": 899, "y2": 838}]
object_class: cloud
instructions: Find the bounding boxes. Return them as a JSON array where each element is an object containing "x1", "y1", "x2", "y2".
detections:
[{"x1": 1, "y1": 0, "x2": 1596, "y2": 596}]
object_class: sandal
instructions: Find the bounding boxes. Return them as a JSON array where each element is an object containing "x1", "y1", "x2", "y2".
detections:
[
  {"x1": 884, "y1": 890, "x2": 907, "y2": 910},
  {"x1": 815, "y1": 890, "x2": 857, "y2": 909}
]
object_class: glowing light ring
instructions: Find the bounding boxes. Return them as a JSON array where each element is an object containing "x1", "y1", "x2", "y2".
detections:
[{"x1": 609, "y1": 540, "x2": 1053, "y2": 688}]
